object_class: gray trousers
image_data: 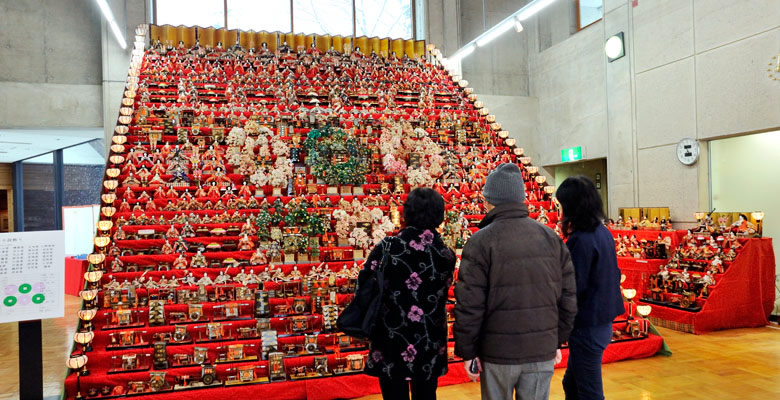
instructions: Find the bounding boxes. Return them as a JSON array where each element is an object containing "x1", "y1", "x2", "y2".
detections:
[{"x1": 480, "y1": 359, "x2": 555, "y2": 400}]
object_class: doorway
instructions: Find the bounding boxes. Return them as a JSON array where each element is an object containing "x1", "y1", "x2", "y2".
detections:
[
  {"x1": 0, "y1": 189, "x2": 9, "y2": 232},
  {"x1": 710, "y1": 129, "x2": 779, "y2": 264},
  {"x1": 550, "y1": 158, "x2": 609, "y2": 216}
]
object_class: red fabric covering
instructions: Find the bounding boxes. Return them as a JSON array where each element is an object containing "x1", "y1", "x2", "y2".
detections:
[
  {"x1": 64, "y1": 334, "x2": 663, "y2": 400},
  {"x1": 608, "y1": 229, "x2": 680, "y2": 252},
  {"x1": 638, "y1": 238, "x2": 775, "y2": 334},
  {"x1": 617, "y1": 258, "x2": 667, "y2": 297},
  {"x1": 65, "y1": 257, "x2": 88, "y2": 296},
  {"x1": 555, "y1": 333, "x2": 664, "y2": 369}
]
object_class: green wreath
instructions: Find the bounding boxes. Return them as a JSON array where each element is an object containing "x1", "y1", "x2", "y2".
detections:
[{"x1": 304, "y1": 126, "x2": 370, "y2": 186}]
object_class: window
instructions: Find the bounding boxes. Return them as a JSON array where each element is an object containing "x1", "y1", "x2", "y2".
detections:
[
  {"x1": 577, "y1": 0, "x2": 603, "y2": 30},
  {"x1": 293, "y1": 0, "x2": 354, "y2": 36},
  {"x1": 355, "y1": 0, "x2": 412, "y2": 39},
  {"x1": 227, "y1": 0, "x2": 291, "y2": 32},
  {"x1": 156, "y1": 0, "x2": 225, "y2": 28},
  {"x1": 22, "y1": 153, "x2": 56, "y2": 232},
  {"x1": 413, "y1": 0, "x2": 425, "y2": 40},
  {"x1": 154, "y1": 0, "x2": 419, "y2": 39},
  {"x1": 63, "y1": 141, "x2": 104, "y2": 208},
  {"x1": 62, "y1": 141, "x2": 104, "y2": 255}
]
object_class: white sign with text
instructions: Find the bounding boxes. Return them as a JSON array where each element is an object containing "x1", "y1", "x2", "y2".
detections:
[{"x1": 0, "y1": 231, "x2": 65, "y2": 323}]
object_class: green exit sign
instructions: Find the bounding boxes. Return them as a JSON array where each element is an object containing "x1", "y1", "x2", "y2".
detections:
[{"x1": 561, "y1": 146, "x2": 583, "y2": 163}]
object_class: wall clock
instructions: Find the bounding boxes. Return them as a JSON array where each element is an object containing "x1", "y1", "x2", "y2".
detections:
[{"x1": 676, "y1": 138, "x2": 699, "y2": 166}]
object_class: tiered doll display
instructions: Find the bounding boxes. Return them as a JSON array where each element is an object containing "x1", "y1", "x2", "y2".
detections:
[{"x1": 64, "y1": 26, "x2": 662, "y2": 400}]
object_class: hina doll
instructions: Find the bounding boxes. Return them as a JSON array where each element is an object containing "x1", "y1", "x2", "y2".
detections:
[
  {"x1": 110, "y1": 258, "x2": 124, "y2": 272},
  {"x1": 160, "y1": 239, "x2": 174, "y2": 255},
  {"x1": 238, "y1": 233, "x2": 255, "y2": 251},
  {"x1": 173, "y1": 253, "x2": 189, "y2": 270},
  {"x1": 214, "y1": 272, "x2": 231, "y2": 285},
  {"x1": 249, "y1": 248, "x2": 267, "y2": 265},
  {"x1": 173, "y1": 237, "x2": 189, "y2": 253},
  {"x1": 145, "y1": 199, "x2": 157, "y2": 212},
  {"x1": 708, "y1": 256, "x2": 724, "y2": 274},
  {"x1": 119, "y1": 199, "x2": 132, "y2": 213},
  {"x1": 113, "y1": 226, "x2": 126, "y2": 241},
  {"x1": 197, "y1": 273, "x2": 214, "y2": 286},
  {"x1": 240, "y1": 219, "x2": 256, "y2": 236},
  {"x1": 190, "y1": 250, "x2": 208, "y2": 268}
]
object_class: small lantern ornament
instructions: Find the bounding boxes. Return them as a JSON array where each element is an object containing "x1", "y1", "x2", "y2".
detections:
[
  {"x1": 67, "y1": 354, "x2": 88, "y2": 399},
  {"x1": 78, "y1": 309, "x2": 97, "y2": 332},
  {"x1": 636, "y1": 304, "x2": 652, "y2": 335},
  {"x1": 74, "y1": 331, "x2": 95, "y2": 354},
  {"x1": 79, "y1": 289, "x2": 98, "y2": 309},
  {"x1": 84, "y1": 270, "x2": 103, "y2": 289}
]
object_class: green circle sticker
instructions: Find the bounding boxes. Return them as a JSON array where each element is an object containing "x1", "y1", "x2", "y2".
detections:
[
  {"x1": 3, "y1": 296, "x2": 17, "y2": 307},
  {"x1": 32, "y1": 294, "x2": 45, "y2": 304},
  {"x1": 18, "y1": 284, "x2": 32, "y2": 294}
]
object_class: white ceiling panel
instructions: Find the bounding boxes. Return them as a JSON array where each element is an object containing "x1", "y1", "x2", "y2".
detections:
[{"x1": 0, "y1": 128, "x2": 103, "y2": 163}]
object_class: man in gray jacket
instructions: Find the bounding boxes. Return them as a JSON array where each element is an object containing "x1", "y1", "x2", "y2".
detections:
[{"x1": 454, "y1": 162, "x2": 578, "y2": 400}]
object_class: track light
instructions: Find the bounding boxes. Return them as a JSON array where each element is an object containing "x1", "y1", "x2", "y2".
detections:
[
  {"x1": 514, "y1": 18, "x2": 524, "y2": 33},
  {"x1": 443, "y1": 44, "x2": 476, "y2": 68},
  {"x1": 95, "y1": 0, "x2": 127, "y2": 49},
  {"x1": 452, "y1": 0, "x2": 556, "y2": 57},
  {"x1": 476, "y1": 21, "x2": 514, "y2": 47}
]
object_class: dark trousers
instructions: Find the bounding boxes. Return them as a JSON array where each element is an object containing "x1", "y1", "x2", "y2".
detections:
[
  {"x1": 378, "y1": 376, "x2": 438, "y2": 400},
  {"x1": 562, "y1": 323, "x2": 613, "y2": 400}
]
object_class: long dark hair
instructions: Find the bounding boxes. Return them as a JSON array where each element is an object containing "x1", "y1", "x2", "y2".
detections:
[{"x1": 555, "y1": 176, "x2": 605, "y2": 237}]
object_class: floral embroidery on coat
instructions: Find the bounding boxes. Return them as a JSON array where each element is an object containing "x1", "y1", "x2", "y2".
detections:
[{"x1": 364, "y1": 227, "x2": 456, "y2": 381}]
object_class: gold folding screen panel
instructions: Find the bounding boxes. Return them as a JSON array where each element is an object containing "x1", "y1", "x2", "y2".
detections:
[{"x1": 148, "y1": 25, "x2": 427, "y2": 58}]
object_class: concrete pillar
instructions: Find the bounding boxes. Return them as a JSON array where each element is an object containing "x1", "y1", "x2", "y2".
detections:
[
  {"x1": 101, "y1": 0, "x2": 147, "y2": 149},
  {"x1": 603, "y1": 4, "x2": 637, "y2": 217}
]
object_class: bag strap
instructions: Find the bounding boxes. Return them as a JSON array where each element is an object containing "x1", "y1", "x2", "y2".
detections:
[
  {"x1": 377, "y1": 236, "x2": 393, "y2": 271},
  {"x1": 373, "y1": 236, "x2": 394, "y2": 289}
]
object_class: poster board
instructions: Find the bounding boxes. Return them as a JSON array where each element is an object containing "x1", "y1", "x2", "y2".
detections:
[
  {"x1": 0, "y1": 230, "x2": 65, "y2": 323},
  {"x1": 62, "y1": 205, "x2": 100, "y2": 256}
]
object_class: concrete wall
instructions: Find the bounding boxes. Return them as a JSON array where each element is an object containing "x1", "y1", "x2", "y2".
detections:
[
  {"x1": 426, "y1": 0, "x2": 461, "y2": 58},
  {"x1": 101, "y1": 0, "x2": 148, "y2": 146},
  {"x1": 463, "y1": 0, "x2": 780, "y2": 225},
  {"x1": 460, "y1": 0, "x2": 531, "y2": 96},
  {"x1": 0, "y1": 0, "x2": 104, "y2": 128},
  {"x1": 0, "y1": 0, "x2": 146, "y2": 146},
  {"x1": 536, "y1": 0, "x2": 576, "y2": 51},
  {"x1": 633, "y1": 0, "x2": 779, "y2": 224},
  {"x1": 476, "y1": 94, "x2": 540, "y2": 161}
]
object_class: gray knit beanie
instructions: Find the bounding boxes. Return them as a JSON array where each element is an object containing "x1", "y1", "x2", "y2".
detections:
[{"x1": 483, "y1": 163, "x2": 526, "y2": 205}]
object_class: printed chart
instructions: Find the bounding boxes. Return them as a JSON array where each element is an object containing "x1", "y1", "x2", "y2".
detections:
[{"x1": 0, "y1": 231, "x2": 65, "y2": 323}]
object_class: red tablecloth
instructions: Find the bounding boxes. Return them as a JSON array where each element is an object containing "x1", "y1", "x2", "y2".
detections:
[
  {"x1": 638, "y1": 238, "x2": 775, "y2": 334},
  {"x1": 63, "y1": 334, "x2": 663, "y2": 400},
  {"x1": 609, "y1": 229, "x2": 680, "y2": 252},
  {"x1": 64, "y1": 257, "x2": 88, "y2": 296},
  {"x1": 618, "y1": 257, "x2": 667, "y2": 296}
]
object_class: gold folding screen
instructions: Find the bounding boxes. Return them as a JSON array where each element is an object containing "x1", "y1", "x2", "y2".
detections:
[{"x1": 149, "y1": 24, "x2": 427, "y2": 58}]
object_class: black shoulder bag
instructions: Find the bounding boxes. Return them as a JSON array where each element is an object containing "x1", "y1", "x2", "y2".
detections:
[{"x1": 336, "y1": 238, "x2": 391, "y2": 339}]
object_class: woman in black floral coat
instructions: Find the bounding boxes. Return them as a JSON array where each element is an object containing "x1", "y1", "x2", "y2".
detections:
[{"x1": 364, "y1": 188, "x2": 457, "y2": 400}]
